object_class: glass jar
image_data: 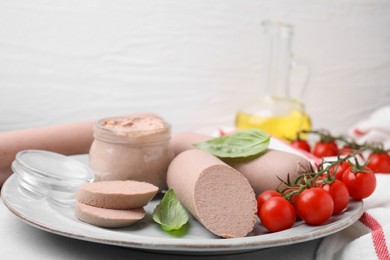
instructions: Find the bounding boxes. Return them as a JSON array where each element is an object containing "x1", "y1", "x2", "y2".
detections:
[
  {"x1": 89, "y1": 114, "x2": 173, "y2": 190},
  {"x1": 235, "y1": 20, "x2": 311, "y2": 141},
  {"x1": 12, "y1": 150, "x2": 94, "y2": 206}
]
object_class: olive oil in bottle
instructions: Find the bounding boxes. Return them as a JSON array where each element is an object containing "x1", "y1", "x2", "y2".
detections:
[
  {"x1": 235, "y1": 97, "x2": 311, "y2": 140},
  {"x1": 235, "y1": 21, "x2": 311, "y2": 141}
]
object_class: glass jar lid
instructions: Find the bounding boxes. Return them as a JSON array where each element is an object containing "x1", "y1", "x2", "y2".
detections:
[{"x1": 12, "y1": 150, "x2": 94, "y2": 204}]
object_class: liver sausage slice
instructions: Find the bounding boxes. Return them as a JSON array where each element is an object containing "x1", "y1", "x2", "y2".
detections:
[
  {"x1": 76, "y1": 180, "x2": 158, "y2": 209},
  {"x1": 167, "y1": 149, "x2": 257, "y2": 238},
  {"x1": 75, "y1": 202, "x2": 145, "y2": 228}
]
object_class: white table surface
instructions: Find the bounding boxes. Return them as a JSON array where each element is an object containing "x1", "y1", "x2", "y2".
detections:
[{"x1": 0, "y1": 195, "x2": 320, "y2": 260}]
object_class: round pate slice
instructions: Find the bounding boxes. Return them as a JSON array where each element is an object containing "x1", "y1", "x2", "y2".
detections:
[
  {"x1": 167, "y1": 149, "x2": 257, "y2": 238},
  {"x1": 75, "y1": 180, "x2": 158, "y2": 209},
  {"x1": 75, "y1": 202, "x2": 145, "y2": 228}
]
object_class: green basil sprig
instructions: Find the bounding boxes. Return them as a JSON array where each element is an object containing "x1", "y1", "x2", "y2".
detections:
[
  {"x1": 193, "y1": 128, "x2": 270, "y2": 158},
  {"x1": 152, "y1": 189, "x2": 189, "y2": 231}
]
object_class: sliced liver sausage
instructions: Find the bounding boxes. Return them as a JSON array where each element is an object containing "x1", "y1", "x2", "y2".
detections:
[
  {"x1": 76, "y1": 180, "x2": 158, "y2": 209},
  {"x1": 170, "y1": 132, "x2": 311, "y2": 197},
  {"x1": 75, "y1": 202, "x2": 145, "y2": 228},
  {"x1": 167, "y1": 149, "x2": 257, "y2": 238}
]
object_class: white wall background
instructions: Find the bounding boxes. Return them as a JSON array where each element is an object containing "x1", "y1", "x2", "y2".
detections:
[{"x1": 0, "y1": 0, "x2": 389, "y2": 134}]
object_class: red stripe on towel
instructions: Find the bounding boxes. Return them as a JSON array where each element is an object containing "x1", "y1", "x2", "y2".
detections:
[{"x1": 359, "y1": 212, "x2": 390, "y2": 260}]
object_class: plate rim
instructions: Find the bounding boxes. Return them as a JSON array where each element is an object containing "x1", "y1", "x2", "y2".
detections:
[{"x1": 1, "y1": 173, "x2": 364, "y2": 254}]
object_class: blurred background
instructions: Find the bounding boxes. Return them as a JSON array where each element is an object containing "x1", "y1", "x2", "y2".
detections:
[{"x1": 0, "y1": 0, "x2": 389, "y2": 135}]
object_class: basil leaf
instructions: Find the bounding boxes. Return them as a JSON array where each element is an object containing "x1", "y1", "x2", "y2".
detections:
[
  {"x1": 152, "y1": 189, "x2": 189, "y2": 231},
  {"x1": 193, "y1": 128, "x2": 270, "y2": 158}
]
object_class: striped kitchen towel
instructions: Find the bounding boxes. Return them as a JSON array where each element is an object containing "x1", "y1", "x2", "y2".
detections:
[{"x1": 316, "y1": 173, "x2": 390, "y2": 260}]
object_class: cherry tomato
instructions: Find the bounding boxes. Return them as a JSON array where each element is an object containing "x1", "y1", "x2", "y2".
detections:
[
  {"x1": 339, "y1": 146, "x2": 364, "y2": 159},
  {"x1": 342, "y1": 167, "x2": 376, "y2": 200},
  {"x1": 339, "y1": 146, "x2": 354, "y2": 156},
  {"x1": 281, "y1": 187, "x2": 302, "y2": 220},
  {"x1": 290, "y1": 139, "x2": 311, "y2": 153},
  {"x1": 283, "y1": 188, "x2": 300, "y2": 204},
  {"x1": 322, "y1": 180, "x2": 350, "y2": 214},
  {"x1": 259, "y1": 197, "x2": 296, "y2": 232},
  {"x1": 313, "y1": 141, "x2": 339, "y2": 158},
  {"x1": 256, "y1": 190, "x2": 282, "y2": 215},
  {"x1": 295, "y1": 188, "x2": 334, "y2": 225},
  {"x1": 367, "y1": 152, "x2": 390, "y2": 173},
  {"x1": 329, "y1": 161, "x2": 351, "y2": 180}
]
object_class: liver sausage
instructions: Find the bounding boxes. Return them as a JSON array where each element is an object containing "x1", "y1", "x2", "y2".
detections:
[
  {"x1": 167, "y1": 149, "x2": 257, "y2": 238},
  {"x1": 75, "y1": 202, "x2": 145, "y2": 228},
  {"x1": 170, "y1": 132, "x2": 311, "y2": 197},
  {"x1": 226, "y1": 149, "x2": 311, "y2": 196},
  {"x1": 76, "y1": 180, "x2": 158, "y2": 209},
  {"x1": 170, "y1": 132, "x2": 210, "y2": 156}
]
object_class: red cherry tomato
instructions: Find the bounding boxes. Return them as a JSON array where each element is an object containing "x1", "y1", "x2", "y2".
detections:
[
  {"x1": 342, "y1": 167, "x2": 377, "y2": 200},
  {"x1": 256, "y1": 190, "x2": 282, "y2": 215},
  {"x1": 290, "y1": 139, "x2": 311, "y2": 153},
  {"x1": 259, "y1": 197, "x2": 296, "y2": 232},
  {"x1": 339, "y1": 146, "x2": 354, "y2": 156},
  {"x1": 339, "y1": 146, "x2": 364, "y2": 159},
  {"x1": 313, "y1": 141, "x2": 339, "y2": 158},
  {"x1": 322, "y1": 180, "x2": 350, "y2": 215},
  {"x1": 329, "y1": 161, "x2": 351, "y2": 180},
  {"x1": 281, "y1": 187, "x2": 300, "y2": 205},
  {"x1": 281, "y1": 187, "x2": 301, "y2": 220},
  {"x1": 295, "y1": 188, "x2": 334, "y2": 225},
  {"x1": 367, "y1": 152, "x2": 390, "y2": 173}
]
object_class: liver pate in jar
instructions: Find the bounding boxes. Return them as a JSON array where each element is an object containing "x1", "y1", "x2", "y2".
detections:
[{"x1": 89, "y1": 114, "x2": 173, "y2": 190}]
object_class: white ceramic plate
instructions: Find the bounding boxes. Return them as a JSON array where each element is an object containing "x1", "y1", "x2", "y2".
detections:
[{"x1": 1, "y1": 173, "x2": 364, "y2": 255}]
